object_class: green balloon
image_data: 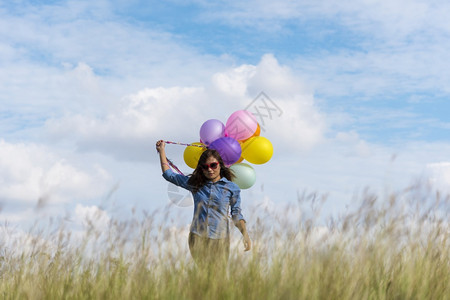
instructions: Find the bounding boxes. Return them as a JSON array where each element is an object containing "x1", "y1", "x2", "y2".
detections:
[{"x1": 230, "y1": 163, "x2": 256, "y2": 189}]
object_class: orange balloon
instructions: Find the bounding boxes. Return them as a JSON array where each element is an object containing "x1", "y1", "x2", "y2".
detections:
[
  {"x1": 254, "y1": 123, "x2": 261, "y2": 137},
  {"x1": 241, "y1": 123, "x2": 261, "y2": 142}
]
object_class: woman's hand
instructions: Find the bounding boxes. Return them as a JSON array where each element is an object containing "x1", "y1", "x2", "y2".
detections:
[
  {"x1": 156, "y1": 140, "x2": 170, "y2": 173},
  {"x1": 156, "y1": 140, "x2": 165, "y2": 153},
  {"x1": 243, "y1": 234, "x2": 252, "y2": 251},
  {"x1": 236, "y1": 220, "x2": 251, "y2": 251}
]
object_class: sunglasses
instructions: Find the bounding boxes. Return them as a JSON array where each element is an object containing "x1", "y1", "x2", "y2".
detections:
[{"x1": 201, "y1": 162, "x2": 219, "y2": 170}]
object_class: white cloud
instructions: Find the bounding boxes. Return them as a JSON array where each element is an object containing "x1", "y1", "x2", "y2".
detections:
[
  {"x1": 43, "y1": 55, "x2": 326, "y2": 161},
  {"x1": 0, "y1": 1, "x2": 232, "y2": 132},
  {"x1": 75, "y1": 204, "x2": 111, "y2": 231},
  {"x1": 45, "y1": 85, "x2": 208, "y2": 161},
  {"x1": 212, "y1": 54, "x2": 325, "y2": 151},
  {"x1": 199, "y1": 0, "x2": 450, "y2": 39},
  {"x1": 0, "y1": 204, "x2": 110, "y2": 259},
  {"x1": 426, "y1": 162, "x2": 450, "y2": 194},
  {"x1": 247, "y1": 54, "x2": 312, "y2": 97},
  {"x1": 0, "y1": 225, "x2": 54, "y2": 257},
  {"x1": 0, "y1": 140, "x2": 112, "y2": 204},
  {"x1": 0, "y1": 208, "x2": 36, "y2": 224},
  {"x1": 321, "y1": 1, "x2": 447, "y2": 40},
  {"x1": 212, "y1": 64, "x2": 256, "y2": 97},
  {"x1": 196, "y1": 1, "x2": 450, "y2": 98},
  {"x1": 335, "y1": 131, "x2": 372, "y2": 158}
]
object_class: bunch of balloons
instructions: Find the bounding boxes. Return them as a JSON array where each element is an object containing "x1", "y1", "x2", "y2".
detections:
[{"x1": 183, "y1": 110, "x2": 273, "y2": 189}]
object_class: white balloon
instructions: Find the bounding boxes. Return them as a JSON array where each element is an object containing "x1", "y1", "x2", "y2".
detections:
[{"x1": 230, "y1": 163, "x2": 256, "y2": 189}]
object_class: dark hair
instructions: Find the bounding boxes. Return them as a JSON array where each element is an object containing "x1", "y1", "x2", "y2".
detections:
[{"x1": 187, "y1": 149, "x2": 235, "y2": 193}]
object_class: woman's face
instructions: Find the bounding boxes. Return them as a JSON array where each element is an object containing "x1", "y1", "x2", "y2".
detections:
[{"x1": 201, "y1": 155, "x2": 221, "y2": 182}]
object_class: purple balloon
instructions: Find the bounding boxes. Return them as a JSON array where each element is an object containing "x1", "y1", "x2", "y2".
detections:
[
  {"x1": 209, "y1": 137, "x2": 242, "y2": 166},
  {"x1": 199, "y1": 119, "x2": 225, "y2": 146}
]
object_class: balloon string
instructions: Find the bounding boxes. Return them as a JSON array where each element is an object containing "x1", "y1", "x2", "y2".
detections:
[
  {"x1": 164, "y1": 141, "x2": 207, "y2": 148},
  {"x1": 162, "y1": 140, "x2": 204, "y2": 175},
  {"x1": 166, "y1": 158, "x2": 185, "y2": 176}
]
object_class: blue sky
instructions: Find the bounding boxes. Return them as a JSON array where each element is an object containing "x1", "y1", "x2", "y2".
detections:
[{"x1": 1, "y1": 0, "x2": 449, "y2": 233}]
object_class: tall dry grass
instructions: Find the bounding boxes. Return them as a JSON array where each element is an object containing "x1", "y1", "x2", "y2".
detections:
[{"x1": 0, "y1": 184, "x2": 449, "y2": 299}]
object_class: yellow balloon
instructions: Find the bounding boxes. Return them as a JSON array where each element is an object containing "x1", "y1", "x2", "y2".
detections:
[
  {"x1": 183, "y1": 142, "x2": 206, "y2": 169},
  {"x1": 242, "y1": 136, "x2": 273, "y2": 164}
]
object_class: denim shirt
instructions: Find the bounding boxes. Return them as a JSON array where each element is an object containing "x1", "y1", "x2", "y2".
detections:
[{"x1": 162, "y1": 169, "x2": 245, "y2": 239}]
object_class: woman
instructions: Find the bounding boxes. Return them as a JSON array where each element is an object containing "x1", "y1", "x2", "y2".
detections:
[{"x1": 156, "y1": 140, "x2": 251, "y2": 268}]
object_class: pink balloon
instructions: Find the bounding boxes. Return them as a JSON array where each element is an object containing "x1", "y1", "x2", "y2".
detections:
[
  {"x1": 225, "y1": 110, "x2": 258, "y2": 141},
  {"x1": 199, "y1": 119, "x2": 225, "y2": 146}
]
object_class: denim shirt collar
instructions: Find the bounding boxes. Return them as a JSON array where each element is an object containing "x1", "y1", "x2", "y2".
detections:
[{"x1": 207, "y1": 176, "x2": 230, "y2": 184}]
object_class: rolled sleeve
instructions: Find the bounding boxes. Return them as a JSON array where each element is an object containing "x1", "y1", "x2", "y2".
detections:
[
  {"x1": 162, "y1": 169, "x2": 192, "y2": 191},
  {"x1": 229, "y1": 185, "x2": 245, "y2": 225}
]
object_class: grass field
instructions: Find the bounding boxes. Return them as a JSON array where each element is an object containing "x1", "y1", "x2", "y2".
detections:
[{"x1": 1, "y1": 186, "x2": 449, "y2": 299}]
